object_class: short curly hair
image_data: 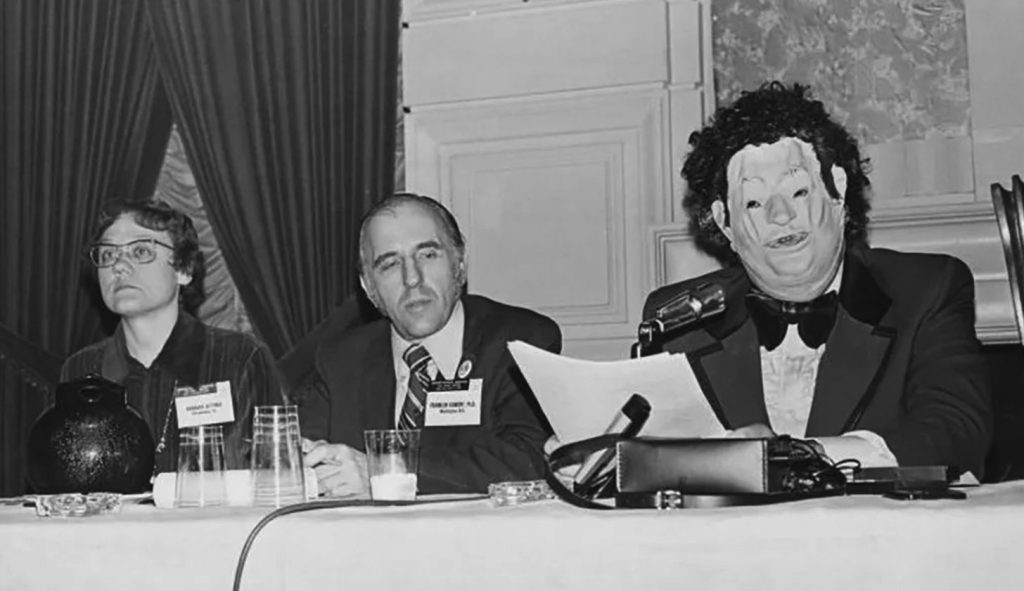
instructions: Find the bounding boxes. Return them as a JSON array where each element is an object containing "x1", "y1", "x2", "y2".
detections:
[
  {"x1": 682, "y1": 81, "x2": 871, "y2": 264},
  {"x1": 91, "y1": 200, "x2": 206, "y2": 313}
]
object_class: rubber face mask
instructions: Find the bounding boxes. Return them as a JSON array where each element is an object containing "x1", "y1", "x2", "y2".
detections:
[{"x1": 712, "y1": 137, "x2": 848, "y2": 302}]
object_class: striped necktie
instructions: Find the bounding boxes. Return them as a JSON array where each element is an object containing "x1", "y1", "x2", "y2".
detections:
[{"x1": 398, "y1": 343, "x2": 433, "y2": 430}]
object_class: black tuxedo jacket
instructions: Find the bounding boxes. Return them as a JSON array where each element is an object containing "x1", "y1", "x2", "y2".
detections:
[
  {"x1": 644, "y1": 244, "x2": 992, "y2": 476},
  {"x1": 303, "y1": 294, "x2": 561, "y2": 494}
]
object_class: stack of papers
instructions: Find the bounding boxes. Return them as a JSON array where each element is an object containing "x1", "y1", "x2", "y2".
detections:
[{"x1": 508, "y1": 341, "x2": 726, "y2": 443}]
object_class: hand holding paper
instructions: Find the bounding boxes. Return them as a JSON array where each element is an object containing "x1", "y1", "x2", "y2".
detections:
[{"x1": 508, "y1": 341, "x2": 726, "y2": 444}]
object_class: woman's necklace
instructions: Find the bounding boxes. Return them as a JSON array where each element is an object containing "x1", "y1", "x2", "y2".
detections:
[
  {"x1": 154, "y1": 397, "x2": 175, "y2": 456},
  {"x1": 151, "y1": 384, "x2": 179, "y2": 479}
]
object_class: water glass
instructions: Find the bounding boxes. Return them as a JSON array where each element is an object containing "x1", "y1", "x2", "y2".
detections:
[
  {"x1": 175, "y1": 425, "x2": 227, "y2": 508},
  {"x1": 364, "y1": 429, "x2": 420, "y2": 502},
  {"x1": 251, "y1": 405, "x2": 305, "y2": 507}
]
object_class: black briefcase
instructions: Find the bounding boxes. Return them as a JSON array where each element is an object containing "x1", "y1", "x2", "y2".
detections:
[
  {"x1": 545, "y1": 434, "x2": 846, "y2": 510},
  {"x1": 613, "y1": 436, "x2": 846, "y2": 508}
]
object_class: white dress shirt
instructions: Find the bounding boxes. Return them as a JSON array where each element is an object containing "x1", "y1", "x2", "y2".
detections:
[
  {"x1": 390, "y1": 301, "x2": 466, "y2": 427},
  {"x1": 758, "y1": 268, "x2": 897, "y2": 468}
]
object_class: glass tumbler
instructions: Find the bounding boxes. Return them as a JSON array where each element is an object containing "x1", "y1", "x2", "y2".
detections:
[
  {"x1": 175, "y1": 425, "x2": 227, "y2": 508},
  {"x1": 250, "y1": 405, "x2": 305, "y2": 507},
  {"x1": 364, "y1": 429, "x2": 420, "y2": 502}
]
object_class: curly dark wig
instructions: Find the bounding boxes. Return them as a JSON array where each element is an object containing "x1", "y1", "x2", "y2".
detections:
[
  {"x1": 91, "y1": 199, "x2": 206, "y2": 313},
  {"x1": 682, "y1": 81, "x2": 871, "y2": 264}
]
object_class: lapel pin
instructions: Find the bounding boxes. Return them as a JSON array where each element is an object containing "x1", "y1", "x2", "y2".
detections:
[{"x1": 457, "y1": 359, "x2": 473, "y2": 379}]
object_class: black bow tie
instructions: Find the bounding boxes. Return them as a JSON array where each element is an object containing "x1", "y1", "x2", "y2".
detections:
[{"x1": 745, "y1": 291, "x2": 839, "y2": 351}]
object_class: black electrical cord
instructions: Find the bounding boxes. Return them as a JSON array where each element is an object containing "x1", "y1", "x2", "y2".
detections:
[
  {"x1": 780, "y1": 437, "x2": 859, "y2": 493},
  {"x1": 232, "y1": 499, "x2": 369, "y2": 591},
  {"x1": 232, "y1": 495, "x2": 487, "y2": 591}
]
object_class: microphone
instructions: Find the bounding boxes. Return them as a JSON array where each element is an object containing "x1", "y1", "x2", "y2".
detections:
[
  {"x1": 637, "y1": 282, "x2": 726, "y2": 349},
  {"x1": 573, "y1": 393, "x2": 651, "y2": 498}
]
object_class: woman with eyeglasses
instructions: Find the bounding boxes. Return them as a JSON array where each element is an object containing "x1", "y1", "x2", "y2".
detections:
[{"x1": 60, "y1": 200, "x2": 286, "y2": 475}]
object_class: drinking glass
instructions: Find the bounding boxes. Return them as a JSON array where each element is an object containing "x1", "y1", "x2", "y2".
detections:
[
  {"x1": 364, "y1": 429, "x2": 420, "y2": 502},
  {"x1": 251, "y1": 405, "x2": 305, "y2": 507},
  {"x1": 175, "y1": 425, "x2": 227, "y2": 508}
]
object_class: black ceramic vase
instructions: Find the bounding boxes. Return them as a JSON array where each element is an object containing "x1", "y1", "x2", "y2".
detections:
[{"x1": 27, "y1": 373, "x2": 155, "y2": 494}]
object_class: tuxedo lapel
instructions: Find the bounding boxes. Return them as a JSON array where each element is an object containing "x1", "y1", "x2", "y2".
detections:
[
  {"x1": 656, "y1": 267, "x2": 768, "y2": 431},
  {"x1": 687, "y1": 320, "x2": 769, "y2": 430},
  {"x1": 806, "y1": 243, "x2": 895, "y2": 436},
  {"x1": 806, "y1": 309, "x2": 893, "y2": 435}
]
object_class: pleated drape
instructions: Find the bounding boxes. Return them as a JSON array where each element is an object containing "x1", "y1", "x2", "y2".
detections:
[
  {"x1": 0, "y1": 0, "x2": 173, "y2": 495},
  {"x1": 146, "y1": 0, "x2": 401, "y2": 357}
]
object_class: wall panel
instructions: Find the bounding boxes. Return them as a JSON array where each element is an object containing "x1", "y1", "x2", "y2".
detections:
[
  {"x1": 407, "y1": 89, "x2": 670, "y2": 358},
  {"x1": 404, "y1": 1, "x2": 673, "y2": 106},
  {"x1": 403, "y1": 0, "x2": 714, "y2": 359}
]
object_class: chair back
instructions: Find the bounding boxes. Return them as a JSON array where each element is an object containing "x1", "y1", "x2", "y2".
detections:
[{"x1": 991, "y1": 174, "x2": 1024, "y2": 343}]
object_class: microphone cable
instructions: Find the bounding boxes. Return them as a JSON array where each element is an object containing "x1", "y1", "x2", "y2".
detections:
[{"x1": 232, "y1": 495, "x2": 486, "y2": 591}]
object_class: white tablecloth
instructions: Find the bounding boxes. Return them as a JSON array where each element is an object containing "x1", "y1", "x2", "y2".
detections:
[{"x1": 3, "y1": 482, "x2": 1024, "y2": 591}]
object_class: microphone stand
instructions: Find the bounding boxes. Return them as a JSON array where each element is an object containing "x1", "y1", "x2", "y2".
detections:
[{"x1": 631, "y1": 282, "x2": 725, "y2": 358}]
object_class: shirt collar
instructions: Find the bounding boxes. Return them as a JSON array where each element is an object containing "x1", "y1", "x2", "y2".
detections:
[
  {"x1": 391, "y1": 300, "x2": 465, "y2": 380},
  {"x1": 112, "y1": 311, "x2": 206, "y2": 386}
]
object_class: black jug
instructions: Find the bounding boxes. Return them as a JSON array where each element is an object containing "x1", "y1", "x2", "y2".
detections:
[{"x1": 26, "y1": 373, "x2": 155, "y2": 493}]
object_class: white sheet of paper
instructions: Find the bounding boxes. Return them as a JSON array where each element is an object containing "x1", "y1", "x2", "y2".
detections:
[{"x1": 508, "y1": 341, "x2": 726, "y2": 443}]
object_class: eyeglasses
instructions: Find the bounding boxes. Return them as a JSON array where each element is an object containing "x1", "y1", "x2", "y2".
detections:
[{"x1": 88, "y1": 238, "x2": 174, "y2": 268}]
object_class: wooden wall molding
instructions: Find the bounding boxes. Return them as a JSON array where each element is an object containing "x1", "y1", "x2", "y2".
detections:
[
  {"x1": 403, "y1": 0, "x2": 683, "y2": 106},
  {"x1": 399, "y1": 0, "x2": 714, "y2": 360},
  {"x1": 407, "y1": 88, "x2": 672, "y2": 344}
]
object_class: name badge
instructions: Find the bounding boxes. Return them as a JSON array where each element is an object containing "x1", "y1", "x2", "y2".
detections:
[
  {"x1": 174, "y1": 381, "x2": 235, "y2": 428},
  {"x1": 424, "y1": 378, "x2": 482, "y2": 427}
]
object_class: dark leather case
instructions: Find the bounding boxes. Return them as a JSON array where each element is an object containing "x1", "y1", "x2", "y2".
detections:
[{"x1": 616, "y1": 437, "x2": 773, "y2": 496}]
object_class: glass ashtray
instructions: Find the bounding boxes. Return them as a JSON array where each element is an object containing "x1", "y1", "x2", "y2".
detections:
[
  {"x1": 488, "y1": 480, "x2": 555, "y2": 507},
  {"x1": 31, "y1": 492, "x2": 123, "y2": 518}
]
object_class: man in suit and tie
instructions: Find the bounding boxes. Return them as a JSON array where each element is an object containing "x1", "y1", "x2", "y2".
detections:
[
  {"x1": 301, "y1": 193, "x2": 561, "y2": 496},
  {"x1": 646, "y1": 82, "x2": 992, "y2": 476}
]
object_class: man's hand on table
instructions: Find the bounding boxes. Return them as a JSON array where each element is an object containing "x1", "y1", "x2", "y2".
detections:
[
  {"x1": 302, "y1": 438, "x2": 369, "y2": 499},
  {"x1": 725, "y1": 424, "x2": 830, "y2": 458}
]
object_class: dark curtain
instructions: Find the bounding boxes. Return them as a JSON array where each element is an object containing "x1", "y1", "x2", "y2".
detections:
[
  {"x1": 0, "y1": 0, "x2": 173, "y2": 495},
  {"x1": 146, "y1": 0, "x2": 401, "y2": 358}
]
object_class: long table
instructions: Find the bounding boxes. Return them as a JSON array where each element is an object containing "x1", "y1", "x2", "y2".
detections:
[{"x1": 3, "y1": 482, "x2": 1024, "y2": 590}]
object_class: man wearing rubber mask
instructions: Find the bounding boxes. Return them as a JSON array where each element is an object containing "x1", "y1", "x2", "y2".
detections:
[{"x1": 645, "y1": 82, "x2": 992, "y2": 476}]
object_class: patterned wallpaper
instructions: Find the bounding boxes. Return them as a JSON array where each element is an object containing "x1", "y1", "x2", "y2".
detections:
[{"x1": 712, "y1": 0, "x2": 969, "y2": 145}]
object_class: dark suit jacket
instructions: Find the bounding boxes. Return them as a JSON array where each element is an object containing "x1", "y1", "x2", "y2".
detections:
[
  {"x1": 303, "y1": 294, "x2": 561, "y2": 494},
  {"x1": 644, "y1": 243, "x2": 993, "y2": 476}
]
